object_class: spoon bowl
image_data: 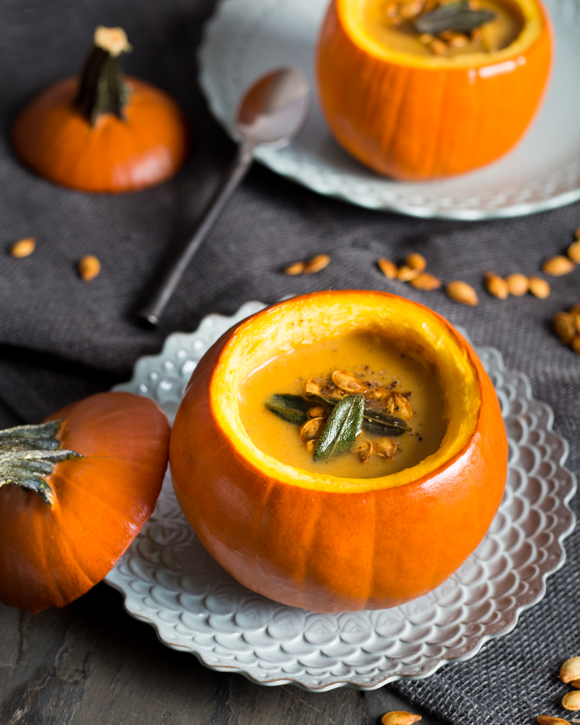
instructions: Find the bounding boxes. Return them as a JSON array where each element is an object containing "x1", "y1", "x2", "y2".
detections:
[{"x1": 236, "y1": 67, "x2": 310, "y2": 148}]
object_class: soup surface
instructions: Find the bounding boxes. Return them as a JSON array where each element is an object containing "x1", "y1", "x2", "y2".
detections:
[
  {"x1": 362, "y1": 0, "x2": 525, "y2": 57},
  {"x1": 239, "y1": 331, "x2": 448, "y2": 479}
]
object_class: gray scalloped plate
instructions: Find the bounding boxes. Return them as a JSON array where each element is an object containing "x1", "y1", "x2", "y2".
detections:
[
  {"x1": 198, "y1": 0, "x2": 580, "y2": 220},
  {"x1": 105, "y1": 302, "x2": 576, "y2": 691}
]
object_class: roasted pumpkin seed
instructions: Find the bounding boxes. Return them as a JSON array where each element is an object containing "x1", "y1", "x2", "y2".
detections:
[
  {"x1": 397, "y1": 265, "x2": 420, "y2": 282},
  {"x1": 505, "y1": 273, "x2": 529, "y2": 296},
  {"x1": 528, "y1": 276, "x2": 550, "y2": 299},
  {"x1": 387, "y1": 392, "x2": 413, "y2": 419},
  {"x1": 78, "y1": 254, "x2": 101, "y2": 281},
  {"x1": 356, "y1": 438, "x2": 374, "y2": 463},
  {"x1": 484, "y1": 271, "x2": 509, "y2": 300},
  {"x1": 568, "y1": 240, "x2": 580, "y2": 263},
  {"x1": 381, "y1": 713, "x2": 422, "y2": 725},
  {"x1": 303, "y1": 254, "x2": 330, "y2": 274},
  {"x1": 446, "y1": 280, "x2": 478, "y2": 306},
  {"x1": 554, "y1": 312, "x2": 576, "y2": 345},
  {"x1": 284, "y1": 260, "x2": 305, "y2": 275},
  {"x1": 307, "y1": 405, "x2": 328, "y2": 419},
  {"x1": 332, "y1": 370, "x2": 366, "y2": 393},
  {"x1": 562, "y1": 692, "x2": 580, "y2": 711},
  {"x1": 377, "y1": 258, "x2": 398, "y2": 279},
  {"x1": 410, "y1": 273, "x2": 441, "y2": 290},
  {"x1": 406, "y1": 252, "x2": 427, "y2": 271},
  {"x1": 560, "y1": 657, "x2": 580, "y2": 683},
  {"x1": 300, "y1": 417, "x2": 327, "y2": 441},
  {"x1": 10, "y1": 238, "x2": 36, "y2": 258},
  {"x1": 375, "y1": 438, "x2": 398, "y2": 460},
  {"x1": 543, "y1": 255, "x2": 575, "y2": 276}
]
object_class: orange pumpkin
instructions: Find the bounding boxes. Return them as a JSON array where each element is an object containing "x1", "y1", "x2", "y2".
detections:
[
  {"x1": 316, "y1": 0, "x2": 552, "y2": 180},
  {"x1": 170, "y1": 291, "x2": 508, "y2": 613},
  {"x1": 12, "y1": 26, "x2": 189, "y2": 193},
  {"x1": 0, "y1": 391, "x2": 170, "y2": 612}
]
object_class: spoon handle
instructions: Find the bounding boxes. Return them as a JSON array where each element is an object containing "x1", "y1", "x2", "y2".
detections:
[{"x1": 138, "y1": 142, "x2": 255, "y2": 327}]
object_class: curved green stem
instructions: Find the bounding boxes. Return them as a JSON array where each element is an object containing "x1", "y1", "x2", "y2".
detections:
[
  {"x1": 0, "y1": 420, "x2": 82, "y2": 505},
  {"x1": 75, "y1": 27, "x2": 131, "y2": 126}
]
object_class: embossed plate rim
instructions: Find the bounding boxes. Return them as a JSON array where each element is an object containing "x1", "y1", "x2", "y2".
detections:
[{"x1": 105, "y1": 301, "x2": 577, "y2": 691}]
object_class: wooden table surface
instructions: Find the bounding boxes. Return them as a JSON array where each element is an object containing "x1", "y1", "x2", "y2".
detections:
[{"x1": 0, "y1": 402, "x2": 441, "y2": 725}]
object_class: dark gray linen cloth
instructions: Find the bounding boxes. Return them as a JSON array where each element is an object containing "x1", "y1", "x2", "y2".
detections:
[{"x1": 1, "y1": 1, "x2": 579, "y2": 723}]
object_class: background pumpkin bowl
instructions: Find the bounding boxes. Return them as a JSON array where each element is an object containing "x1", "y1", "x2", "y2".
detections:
[
  {"x1": 316, "y1": 0, "x2": 553, "y2": 180},
  {"x1": 169, "y1": 291, "x2": 509, "y2": 613}
]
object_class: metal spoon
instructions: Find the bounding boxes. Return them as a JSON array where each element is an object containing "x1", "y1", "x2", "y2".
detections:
[{"x1": 138, "y1": 67, "x2": 311, "y2": 327}]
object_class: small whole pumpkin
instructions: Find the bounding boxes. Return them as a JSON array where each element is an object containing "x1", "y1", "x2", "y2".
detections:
[
  {"x1": 0, "y1": 391, "x2": 170, "y2": 612},
  {"x1": 316, "y1": 0, "x2": 552, "y2": 180},
  {"x1": 12, "y1": 26, "x2": 189, "y2": 193},
  {"x1": 170, "y1": 291, "x2": 508, "y2": 613}
]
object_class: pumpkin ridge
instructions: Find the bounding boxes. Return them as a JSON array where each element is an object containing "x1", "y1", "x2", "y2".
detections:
[
  {"x1": 427, "y1": 70, "x2": 449, "y2": 178},
  {"x1": 26, "y1": 506, "x2": 89, "y2": 610},
  {"x1": 47, "y1": 468, "x2": 122, "y2": 514},
  {"x1": 48, "y1": 459, "x2": 162, "y2": 524},
  {"x1": 249, "y1": 477, "x2": 276, "y2": 555},
  {"x1": 52, "y1": 483, "x2": 139, "y2": 576},
  {"x1": 380, "y1": 64, "x2": 409, "y2": 163},
  {"x1": 283, "y1": 489, "x2": 323, "y2": 601},
  {"x1": 50, "y1": 516, "x2": 99, "y2": 592},
  {"x1": 463, "y1": 73, "x2": 480, "y2": 172},
  {"x1": 363, "y1": 493, "x2": 379, "y2": 610}
]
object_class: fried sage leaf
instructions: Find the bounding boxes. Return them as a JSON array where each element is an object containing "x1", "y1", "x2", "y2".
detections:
[
  {"x1": 265, "y1": 394, "x2": 309, "y2": 424},
  {"x1": 308, "y1": 392, "x2": 341, "y2": 408},
  {"x1": 309, "y1": 393, "x2": 410, "y2": 436},
  {"x1": 363, "y1": 420, "x2": 407, "y2": 437},
  {"x1": 314, "y1": 393, "x2": 364, "y2": 461},
  {"x1": 363, "y1": 408, "x2": 410, "y2": 437},
  {"x1": 414, "y1": 1, "x2": 495, "y2": 35}
]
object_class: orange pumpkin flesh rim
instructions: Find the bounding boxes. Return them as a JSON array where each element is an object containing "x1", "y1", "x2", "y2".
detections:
[
  {"x1": 170, "y1": 291, "x2": 508, "y2": 613},
  {"x1": 343, "y1": 0, "x2": 543, "y2": 69},
  {"x1": 316, "y1": 0, "x2": 552, "y2": 180}
]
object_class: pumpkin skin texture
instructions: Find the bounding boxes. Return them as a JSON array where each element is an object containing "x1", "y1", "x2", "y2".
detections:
[
  {"x1": 13, "y1": 76, "x2": 188, "y2": 193},
  {"x1": 12, "y1": 27, "x2": 188, "y2": 193},
  {"x1": 316, "y1": 0, "x2": 552, "y2": 180},
  {"x1": 170, "y1": 291, "x2": 508, "y2": 613},
  {"x1": 0, "y1": 392, "x2": 170, "y2": 612}
]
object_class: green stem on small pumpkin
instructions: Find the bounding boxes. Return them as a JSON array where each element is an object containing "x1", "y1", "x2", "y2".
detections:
[
  {"x1": 75, "y1": 26, "x2": 132, "y2": 126},
  {"x1": 0, "y1": 420, "x2": 82, "y2": 505}
]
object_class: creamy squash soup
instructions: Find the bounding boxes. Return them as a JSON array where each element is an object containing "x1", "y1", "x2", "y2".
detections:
[
  {"x1": 239, "y1": 331, "x2": 448, "y2": 479},
  {"x1": 363, "y1": 0, "x2": 525, "y2": 57}
]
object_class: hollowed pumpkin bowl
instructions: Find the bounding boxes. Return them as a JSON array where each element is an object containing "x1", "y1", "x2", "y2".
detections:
[
  {"x1": 169, "y1": 290, "x2": 508, "y2": 613},
  {"x1": 316, "y1": 0, "x2": 553, "y2": 180}
]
